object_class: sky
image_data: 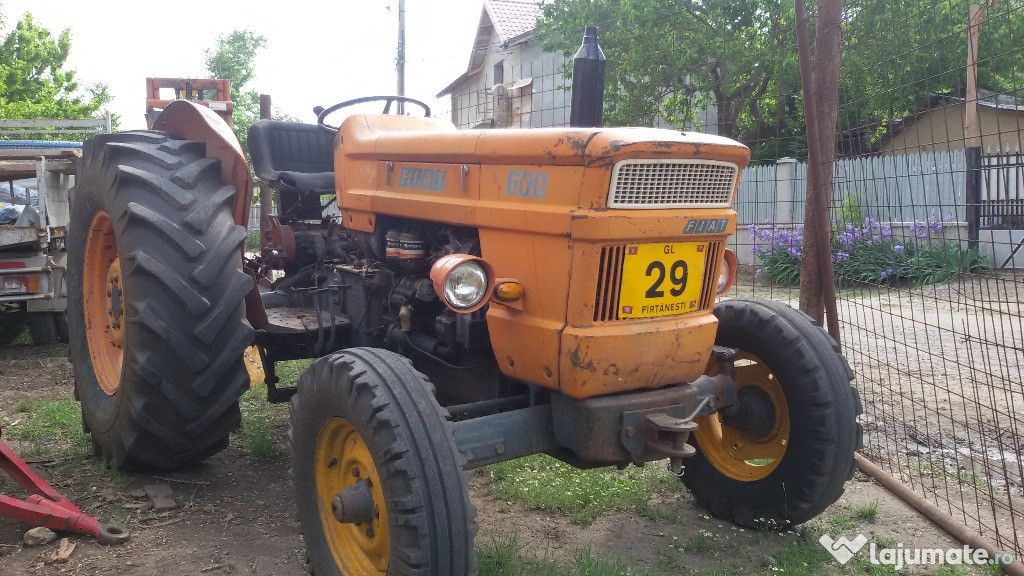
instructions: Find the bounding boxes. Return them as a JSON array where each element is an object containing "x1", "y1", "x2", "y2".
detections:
[{"x1": 0, "y1": 0, "x2": 483, "y2": 129}]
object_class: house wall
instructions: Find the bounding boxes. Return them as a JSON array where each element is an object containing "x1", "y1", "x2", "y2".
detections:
[
  {"x1": 880, "y1": 104, "x2": 1024, "y2": 154},
  {"x1": 450, "y1": 38, "x2": 570, "y2": 129}
]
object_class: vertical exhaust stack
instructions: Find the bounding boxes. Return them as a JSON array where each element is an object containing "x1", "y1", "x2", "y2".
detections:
[{"x1": 569, "y1": 25, "x2": 606, "y2": 127}]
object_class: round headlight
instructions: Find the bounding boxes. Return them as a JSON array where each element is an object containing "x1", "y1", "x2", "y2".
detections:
[
  {"x1": 443, "y1": 261, "x2": 489, "y2": 310},
  {"x1": 430, "y1": 254, "x2": 496, "y2": 313}
]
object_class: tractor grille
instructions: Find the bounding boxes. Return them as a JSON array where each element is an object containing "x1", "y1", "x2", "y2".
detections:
[
  {"x1": 607, "y1": 160, "x2": 737, "y2": 209},
  {"x1": 593, "y1": 241, "x2": 723, "y2": 322}
]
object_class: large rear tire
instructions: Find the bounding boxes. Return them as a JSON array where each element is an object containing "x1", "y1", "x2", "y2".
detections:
[
  {"x1": 67, "y1": 131, "x2": 253, "y2": 470},
  {"x1": 289, "y1": 348, "x2": 478, "y2": 576},
  {"x1": 28, "y1": 313, "x2": 62, "y2": 345},
  {"x1": 683, "y1": 298, "x2": 862, "y2": 528}
]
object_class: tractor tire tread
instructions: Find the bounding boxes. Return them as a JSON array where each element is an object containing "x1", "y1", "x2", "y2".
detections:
[{"x1": 68, "y1": 131, "x2": 252, "y2": 471}]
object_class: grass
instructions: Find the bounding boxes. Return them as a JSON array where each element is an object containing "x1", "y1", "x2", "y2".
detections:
[
  {"x1": 237, "y1": 357, "x2": 311, "y2": 458},
  {"x1": 238, "y1": 386, "x2": 288, "y2": 459},
  {"x1": 829, "y1": 512, "x2": 857, "y2": 533},
  {"x1": 682, "y1": 530, "x2": 717, "y2": 555},
  {"x1": 483, "y1": 454, "x2": 678, "y2": 523},
  {"x1": 477, "y1": 532, "x2": 645, "y2": 576},
  {"x1": 854, "y1": 500, "x2": 879, "y2": 521},
  {"x1": 8, "y1": 397, "x2": 89, "y2": 455},
  {"x1": 276, "y1": 358, "x2": 314, "y2": 386}
]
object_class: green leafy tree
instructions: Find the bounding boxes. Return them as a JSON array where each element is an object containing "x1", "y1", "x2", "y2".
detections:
[
  {"x1": 838, "y1": 0, "x2": 1024, "y2": 154},
  {"x1": 0, "y1": 11, "x2": 111, "y2": 122},
  {"x1": 538, "y1": 0, "x2": 1023, "y2": 159},
  {"x1": 205, "y1": 29, "x2": 267, "y2": 152},
  {"x1": 536, "y1": 0, "x2": 802, "y2": 160}
]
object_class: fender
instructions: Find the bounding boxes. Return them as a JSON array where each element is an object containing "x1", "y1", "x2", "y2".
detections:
[{"x1": 153, "y1": 100, "x2": 253, "y2": 228}]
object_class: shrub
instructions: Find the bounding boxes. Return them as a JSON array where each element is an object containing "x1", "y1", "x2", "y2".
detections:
[{"x1": 749, "y1": 216, "x2": 986, "y2": 286}]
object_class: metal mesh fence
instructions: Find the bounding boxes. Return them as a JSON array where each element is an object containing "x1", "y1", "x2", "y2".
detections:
[
  {"x1": 728, "y1": 0, "x2": 1023, "y2": 557},
  {"x1": 441, "y1": 0, "x2": 1023, "y2": 557}
]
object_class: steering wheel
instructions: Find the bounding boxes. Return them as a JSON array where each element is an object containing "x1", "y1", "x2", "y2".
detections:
[{"x1": 316, "y1": 95, "x2": 431, "y2": 133}]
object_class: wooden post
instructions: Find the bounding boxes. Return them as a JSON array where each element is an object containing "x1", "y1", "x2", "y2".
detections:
[
  {"x1": 965, "y1": 4, "x2": 984, "y2": 149},
  {"x1": 795, "y1": 0, "x2": 843, "y2": 346},
  {"x1": 258, "y1": 94, "x2": 273, "y2": 249},
  {"x1": 964, "y1": 3, "x2": 992, "y2": 249}
]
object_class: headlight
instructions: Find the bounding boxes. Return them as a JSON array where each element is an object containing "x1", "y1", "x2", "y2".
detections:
[
  {"x1": 430, "y1": 254, "x2": 495, "y2": 313},
  {"x1": 717, "y1": 249, "x2": 737, "y2": 295},
  {"x1": 443, "y1": 261, "x2": 488, "y2": 310}
]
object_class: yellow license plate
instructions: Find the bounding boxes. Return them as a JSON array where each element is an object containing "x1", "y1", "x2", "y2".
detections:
[{"x1": 618, "y1": 242, "x2": 708, "y2": 318}]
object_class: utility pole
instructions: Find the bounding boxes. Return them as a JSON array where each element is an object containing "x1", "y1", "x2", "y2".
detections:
[{"x1": 397, "y1": 0, "x2": 406, "y2": 114}]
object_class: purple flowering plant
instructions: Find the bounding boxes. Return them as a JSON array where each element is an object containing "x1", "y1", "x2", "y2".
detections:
[{"x1": 749, "y1": 214, "x2": 984, "y2": 286}]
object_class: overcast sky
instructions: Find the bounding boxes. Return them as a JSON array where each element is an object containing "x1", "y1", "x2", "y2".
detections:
[{"x1": 1, "y1": 0, "x2": 482, "y2": 129}]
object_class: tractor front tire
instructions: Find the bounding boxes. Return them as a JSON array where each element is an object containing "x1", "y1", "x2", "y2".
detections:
[
  {"x1": 290, "y1": 348, "x2": 478, "y2": 576},
  {"x1": 684, "y1": 298, "x2": 862, "y2": 528},
  {"x1": 67, "y1": 131, "x2": 253, "y2": 470}
]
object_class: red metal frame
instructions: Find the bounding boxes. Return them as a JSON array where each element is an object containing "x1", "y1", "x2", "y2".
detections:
[{"x1": 0, "y1": 428, "x2": 129, "y2": 545}]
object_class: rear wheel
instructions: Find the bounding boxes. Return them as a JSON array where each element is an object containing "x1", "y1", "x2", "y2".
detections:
[
  {"x1": 27, "y1": 313, "x2": 61, "y2": 345},
  {"x1": 290, "y1": 348, "x2": 477, "y2": 576},
  {"x1": 67, "y1": 131, "x2": 253, "y2": 469},
  {"x1": 684, "y1": 298, "x2": 862, "y2": 528}
]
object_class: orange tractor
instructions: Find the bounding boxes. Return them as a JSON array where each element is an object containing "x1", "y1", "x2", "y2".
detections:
[{"x1": 66, "y1": 77, "x2": 861, "y2": 573}]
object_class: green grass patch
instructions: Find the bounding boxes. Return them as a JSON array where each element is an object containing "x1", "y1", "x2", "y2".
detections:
[
  {"x1": 276, "y1": 358, "x2": 314, "y2": 387},
  {"x1": 682, "y1": 529, "x2": 717, "y2": 555},
  {"x1": 853, "y1": 500, "x2": 879, "y2": 521},
  {"x1": 8, "y1": 397, "x2": 89, "y2": 455},
  {"x1": 829, "y1": 512, "x2": 856, "y2": 533},
  {"x1": 761, "y1": 524, "x2": 843, "y2": 575},
  {"x1": 477, "y1": 532, "x2": 641, "y2": 576},
  {"x1": 238, "y1": 386, "x2": 288, "y2": 459},
  {"x1": 484, "y1": 454, "x2": 677, "y2": 523}
]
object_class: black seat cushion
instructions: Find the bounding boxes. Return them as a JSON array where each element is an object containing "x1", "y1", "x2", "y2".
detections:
[{"x1": 248, "y1": 120, "x2": 335, "y2": 194}]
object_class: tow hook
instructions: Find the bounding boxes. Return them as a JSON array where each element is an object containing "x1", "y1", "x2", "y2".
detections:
[{"x1": 644, "y1": 412, "x2": 699, "y2": 475}]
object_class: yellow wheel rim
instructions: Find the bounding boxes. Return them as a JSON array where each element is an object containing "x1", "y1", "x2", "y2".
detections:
[
  {"x1": 314, "y1": 417, "x2": 389, "y2": 574},
  {"x1": 694, "y1": 352, "x2": 790, "y2": 481},
  {"x1": 83, "y1": 211, "x2": 124, "y2": 396}
]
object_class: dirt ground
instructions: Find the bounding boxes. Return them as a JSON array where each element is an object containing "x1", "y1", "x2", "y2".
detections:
[{"x1": 0, "y1": 342, "x2": 974, "y2": 575}]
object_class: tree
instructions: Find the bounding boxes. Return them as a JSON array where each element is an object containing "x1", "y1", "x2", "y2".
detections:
[
  {"x1": 536, "y1": 0, "x2": 802, "y2": 160},
  {"x1": 0, "y1": 12, "x2": 111, "y2": 121},
  {"x1": 538, "y1": 0, "x2": 1024, "y2": 160},
  {"x1": 838, "y1": 0, "x2": 1024, "y2": 154},
  {"x1": 205, "y1": 29, "x2": 267, "y2": 152}
]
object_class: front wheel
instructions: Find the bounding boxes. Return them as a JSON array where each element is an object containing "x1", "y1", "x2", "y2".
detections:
[
  {"x1": 289, "y1": 348, "x2": 477, "y2": 576},
  {"x1": 683, "y1": 298, "x2": 862, "y2": 528}
]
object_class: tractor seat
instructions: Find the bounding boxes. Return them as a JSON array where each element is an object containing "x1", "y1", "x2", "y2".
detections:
[
  {"x1": 248, "y1": 120, "x2": 335, "y2": 192},
  {"x1": 248, "y1": 120, "x2": 336, "y2": 221}
]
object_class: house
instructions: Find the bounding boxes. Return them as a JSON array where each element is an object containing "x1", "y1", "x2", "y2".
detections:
[
  {"x1": 876, "y1": 91, "x2": 1024, "y2": 155},
  {"x1": 438, "y1": 0, "x2": 568, "y2": 129},
  {"x1": 439, "y1": 0, "x2": 721, "y2": 133}
]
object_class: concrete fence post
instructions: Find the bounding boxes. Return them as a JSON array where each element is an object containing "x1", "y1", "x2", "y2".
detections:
[
  {"x1": 775, "y1": 157, "x2": 798, "y2": 224},
  {"x1": 493, "y1": 85, "x2": 513, "y2": 128}
]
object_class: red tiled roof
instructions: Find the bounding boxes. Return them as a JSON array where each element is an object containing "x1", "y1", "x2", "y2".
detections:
[{"x1": 488, "y1": 0, "x2": 541, "y2": 42}]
